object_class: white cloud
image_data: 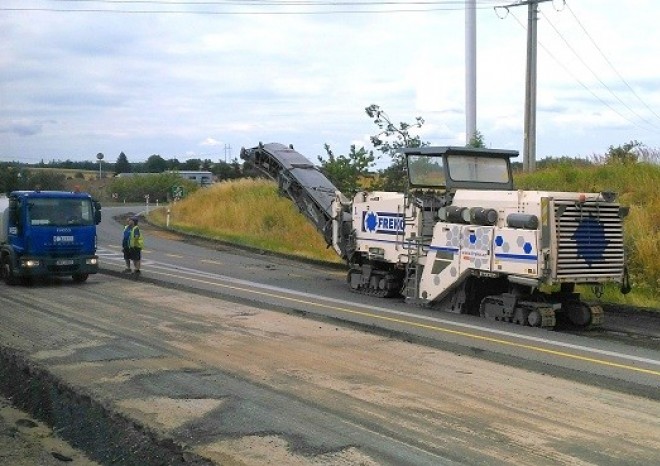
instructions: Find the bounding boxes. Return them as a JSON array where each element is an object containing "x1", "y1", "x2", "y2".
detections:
[
  {"x1": 1, "y1": 0, "x2": 659, "y2": 164},
  {"x1": 200, "y1": 138, "x2": 222, "y2": 147}
]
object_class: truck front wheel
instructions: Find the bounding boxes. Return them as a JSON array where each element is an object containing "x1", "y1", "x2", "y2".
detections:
[
  {"x1": 72, "y1": 273, "x2": 89, "y2": 283},
  {"x1": 1, "y1": 256, "x2": 18, "y2": 286}
]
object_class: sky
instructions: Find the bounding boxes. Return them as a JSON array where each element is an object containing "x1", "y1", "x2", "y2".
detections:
[{"x1": 1, "y1": 0, "x2": 659, "y2": 168}]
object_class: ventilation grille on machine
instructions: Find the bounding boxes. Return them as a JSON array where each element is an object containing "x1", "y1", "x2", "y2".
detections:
[{"x1": 554, "y1": 199, "x2": 625, "y2": 281}]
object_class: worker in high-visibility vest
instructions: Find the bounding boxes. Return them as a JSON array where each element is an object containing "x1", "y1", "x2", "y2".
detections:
[{"x1": 122, "y1": 216, "x2": 144, "y2": 275}]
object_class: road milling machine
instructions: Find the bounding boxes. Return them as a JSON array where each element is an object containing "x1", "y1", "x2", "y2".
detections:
[{"x1": 241, "y1": 142, "x2": 631, "y2": 329}]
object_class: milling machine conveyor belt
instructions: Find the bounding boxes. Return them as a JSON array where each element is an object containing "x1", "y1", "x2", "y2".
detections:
[{"x1": 240, "y1": 142, "x2": 340, "y2": 245}]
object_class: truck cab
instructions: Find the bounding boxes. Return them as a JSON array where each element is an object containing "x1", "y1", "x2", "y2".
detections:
[{"x1": 0, "y1": 190, "x2": 102, "y2": 284}]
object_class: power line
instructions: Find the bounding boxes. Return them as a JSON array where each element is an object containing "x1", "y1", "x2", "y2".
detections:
[
  {"x1": 565, "y1": 1, "x2": 660, "y2": 124},
  {"x1": 53, "y1": 0, "x2": 502, "y2": 5},
  {"x1": 507, "y1": 9, "x2": 656, "y2": 133},
  {"x1": 3, "y1": 0, "x2": 506, "y2": 14},
  {"x1": 540, "y1": 10, "x2": 659, "y2": 131}
]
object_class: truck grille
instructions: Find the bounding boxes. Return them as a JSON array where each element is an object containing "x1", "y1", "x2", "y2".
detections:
[
  {"x1": 44, "y1": 244, "x2": 82, "y2": 256},
  {"x1": 47, "y1": 264, "x2": 78, "y2": 273},
  {"x1": 554, "y1": 200, "x2": 625, "y2": 281}
]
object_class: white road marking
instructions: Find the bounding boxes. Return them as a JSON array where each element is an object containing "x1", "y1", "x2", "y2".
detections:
[{"x1": 99, "y1": 255, "x2": 660, "y2": 368}]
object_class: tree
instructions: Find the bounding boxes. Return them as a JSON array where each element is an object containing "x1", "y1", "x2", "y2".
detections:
[
  {"x1": 166, "y1": 158, "x2": 181, "y2": 171},
  {"x1": 605, "y1": 140, "x2": 641, "y2": 164},
  {"x1": 467, "y1": 130, "x2": 486, "y2": 148},
  {"x1": 19, "y1": 170, "x2": 66, "y2": 191},
  {"x1": 144, "y1": 154, "x2": 168, "y2": 173},
  {"x1": 0, "y1": 163, "x2": 20, "y2": 192},
  {"x1": 114, "y1": 152, "x2": 131, "y2": 175},
  {"x1": 365, "y1": 104, "x2": 429, "y2": 191},
  {"x1": 180, "y1": 158, "x2": 203, "y2": 171},
  {"x1": 212, "y1": 159, "x2": 242, "y2": 181},
  {"x1": 317, "y1": 144, "x2": 376, "y2": 195}
]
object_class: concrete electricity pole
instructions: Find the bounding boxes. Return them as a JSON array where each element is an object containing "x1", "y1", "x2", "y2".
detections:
[
  {"x1": 502, "y1": 0, "x2": 552, "y2": 172},
  {"x1": 466, "y1": 0, "x2": 477, "y2": 145}
]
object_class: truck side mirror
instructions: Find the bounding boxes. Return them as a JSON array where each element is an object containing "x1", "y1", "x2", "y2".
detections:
[
  {"x1": 8, "y1": 198, "x2": 22, "y2": 234},
  {"x1": 8, "y1": 198, "x2": 19, "y2": 225},
  {"x1": 93, "y1": 201, "x2": 102, "y2": 225}
]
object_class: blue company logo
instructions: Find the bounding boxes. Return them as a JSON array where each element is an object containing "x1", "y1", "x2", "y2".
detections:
[
  {"x1": 571, "y1": 216, "x2": 609, "y2": 265},
  {"x1": 362, "y1": 211, "x2": 405, "y2": 235}
]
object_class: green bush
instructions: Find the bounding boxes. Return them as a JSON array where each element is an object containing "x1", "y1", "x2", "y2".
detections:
[{"x1": 107, "y1": 173, "x2": 199, "y2": 203}]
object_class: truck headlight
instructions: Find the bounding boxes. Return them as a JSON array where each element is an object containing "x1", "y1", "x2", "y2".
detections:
[
  {"x1": 86, "y1": 258, "x2": 98, "y2": 265},
  {"x1": 22, "y1": 259, "x2": 41, "y2": 268}
]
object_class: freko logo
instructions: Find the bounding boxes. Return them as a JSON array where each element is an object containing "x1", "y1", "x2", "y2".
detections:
[{"x1": 362, "y1": 211, "x2": 405, "y2": 235}]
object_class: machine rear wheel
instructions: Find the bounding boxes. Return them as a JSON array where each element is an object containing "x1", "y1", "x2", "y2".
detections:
[{"x1": 563, "y1": 302, "x2": 603, "y2": 328}]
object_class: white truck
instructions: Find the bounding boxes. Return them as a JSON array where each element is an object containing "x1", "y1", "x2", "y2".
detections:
[{"x1": 241, "y1": 143, "x2": 630, "y2": 329}]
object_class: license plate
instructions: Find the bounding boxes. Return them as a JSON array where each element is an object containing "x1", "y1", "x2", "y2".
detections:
[{"x1": 56, "y1": 259, "x2": 74, "y2": 266}]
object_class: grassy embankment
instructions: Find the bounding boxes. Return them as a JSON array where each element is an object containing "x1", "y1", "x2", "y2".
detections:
[
  {"x1": 149, "y1": 178, "x2": 341, "y2": 263},
  {"x1": 150, "y1": 163, "x2": 659, "y2": 309}
]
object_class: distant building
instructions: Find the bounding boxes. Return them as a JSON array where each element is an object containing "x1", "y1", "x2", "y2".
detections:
[
  {"x1": 171, "y1": 171, "x2": 214, "y2": 187},
  {"x1": 115, "y1": 172, "x2": 153, "y2": 178}
]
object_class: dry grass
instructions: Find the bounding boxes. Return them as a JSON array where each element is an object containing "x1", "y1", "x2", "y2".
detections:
[
  {"x1": 623, "y1": 199, "x2": 660, "y2": 298},
  {"x1": 150, "y1": 178, "x2": 341, "y2": 263}
]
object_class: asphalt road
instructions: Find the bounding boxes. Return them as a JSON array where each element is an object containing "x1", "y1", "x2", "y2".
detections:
[
  {"x1": 0, "y1": 204, "x2": 657, "y2": 465},
  {"x1": 2, "y1": 273, "x2": 659, "y2": 465},
  {"x1": 98, "y1": 206, "x2": 660, "y2": 397}
]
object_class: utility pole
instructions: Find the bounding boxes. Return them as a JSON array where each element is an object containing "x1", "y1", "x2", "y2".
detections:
[
  {"x1": 501, "y1": 0, "x2": 551, "y2": 172},
  {"x1": 223, "y1": 144, "x2": 231, "y2": 163},
  {"x1": 465, "y1": 0, "x2": 477, "y2": 145}
]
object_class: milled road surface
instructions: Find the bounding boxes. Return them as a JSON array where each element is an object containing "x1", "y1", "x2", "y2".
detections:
[
  {"x1": 0, "y1": 395, "x2": 99, "y2": 466},
  {"x1": 1, "y1": 274, "x2": 659, "y2": 465}
]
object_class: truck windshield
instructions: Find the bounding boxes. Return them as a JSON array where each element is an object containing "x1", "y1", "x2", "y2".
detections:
[
  {"x1": 28, "y1": 198, "x2": 95, "y2": 227},
  {"x1": 407, "y1": 155, "x2": 445, "y2": 188},
  {"x1": 447, "y1": 155, "x2": 510, "y2": 184}
]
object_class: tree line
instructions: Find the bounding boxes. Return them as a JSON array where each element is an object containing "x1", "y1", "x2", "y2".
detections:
[
  {"x1": 0, "y1": 155, "x2": 250, "y2": 194},
  {"x1": 1, "y1": 104, "x2": 655, "y2": 196}
]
